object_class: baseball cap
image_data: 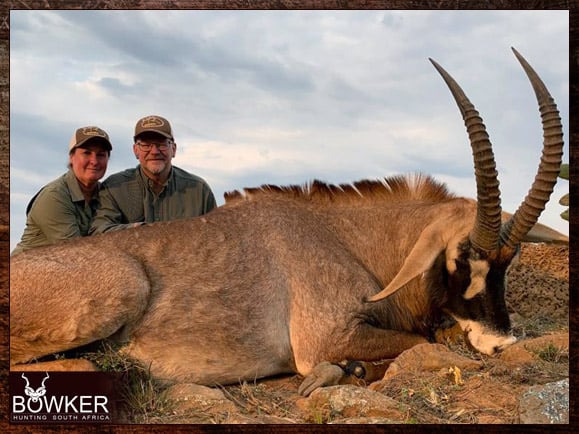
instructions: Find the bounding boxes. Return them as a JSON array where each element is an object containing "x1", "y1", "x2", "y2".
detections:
[
  {"x1": 134, "y1": 115, "x2": 173, "y2": 140},
  {"x1": 69, "y1": 126, "x2": 112, "y2": 152}
]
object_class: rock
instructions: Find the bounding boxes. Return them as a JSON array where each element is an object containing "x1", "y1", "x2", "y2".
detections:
[
  {"x1": 519, "y1": 379, "x2": 569, "y2": 424},
  {"x1": 379, "y1": 343, "x2": 482, "y2": 381},
  {"x1": 166, "y1": 383, "x2": 227, "y2": 401},
  {"x1": 296, "y1": 384, "x2": 410, "y2": 422},
  {"x1": 165, "y1": 383, "x2": 237, "y2": 414},
  {"x1": 520, "y1": 333, "x2": 569, "y2": 353},
  {"x1": 500, "y1": 332, "x2": 568, "y2": 365},
  {"x1": 10, "y1": 358, "x2": 98, "y2": 372},
  {"x1": 499, "y1": 343, "x2": 536, "y2": 364}
]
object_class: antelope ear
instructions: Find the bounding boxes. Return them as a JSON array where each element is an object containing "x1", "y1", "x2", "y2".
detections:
[{"x1": 367, "y1": 220, "x2": 460, "y2": 302}]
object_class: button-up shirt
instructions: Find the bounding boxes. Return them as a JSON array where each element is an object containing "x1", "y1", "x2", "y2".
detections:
[
  {"x1": 90, "y1": 165, "x2": 216, "y2": 234},
  {"x1": 12, "y1": 169, "x2": 100, "y2": 255}
]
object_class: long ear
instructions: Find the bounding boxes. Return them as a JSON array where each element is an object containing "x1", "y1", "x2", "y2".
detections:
[{"x1": 367, "y1": 220, "x2": 459, "y2": 302}]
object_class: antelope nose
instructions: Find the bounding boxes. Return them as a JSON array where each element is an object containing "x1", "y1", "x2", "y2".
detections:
[{"x1": 495, "y1": 335, "x2": 518, "y2": 353}]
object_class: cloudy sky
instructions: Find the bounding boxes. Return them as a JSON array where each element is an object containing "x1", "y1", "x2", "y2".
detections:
[{"x1": 10, "y1": 10, "x2": 569, "y2": 251}]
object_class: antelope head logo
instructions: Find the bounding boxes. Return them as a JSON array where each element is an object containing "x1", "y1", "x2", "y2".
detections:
[{"x1": 21, "y1": 372, "x2": 49, "y2": 402}]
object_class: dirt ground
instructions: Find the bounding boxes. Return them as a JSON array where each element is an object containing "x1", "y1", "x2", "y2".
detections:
[{"x1": 115, "y1": 242, "x2": 569, "y2": 425}]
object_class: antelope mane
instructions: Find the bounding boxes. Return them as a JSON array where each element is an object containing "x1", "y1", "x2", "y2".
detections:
[{"x1": 224, "y1": 174, "x2": 455, "y2": 206}]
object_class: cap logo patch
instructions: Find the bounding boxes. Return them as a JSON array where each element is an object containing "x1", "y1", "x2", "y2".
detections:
[
  {"x1": 81, "y1": 126, "x2": 107, "y2": 138},
  {"x1": 140, "y1": 116, "x2": 165, "y2": 129}
]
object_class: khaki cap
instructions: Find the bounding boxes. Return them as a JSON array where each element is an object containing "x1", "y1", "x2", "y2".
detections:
[
  {"x1": 69, "y1": 126, "x2": 112, "y2": 152},
  {"x1": 134, "y1": 115, "x2": 173, "y2": 140}
]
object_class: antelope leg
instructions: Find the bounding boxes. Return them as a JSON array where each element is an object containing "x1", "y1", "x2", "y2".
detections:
[{"x1": 298, "y1": 361, "x2": 345, "y2": 396}]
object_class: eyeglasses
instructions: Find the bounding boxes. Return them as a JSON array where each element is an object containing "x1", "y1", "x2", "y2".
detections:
[{"x1": 136, "y1": 140, "x2": 172, "y2": 151}]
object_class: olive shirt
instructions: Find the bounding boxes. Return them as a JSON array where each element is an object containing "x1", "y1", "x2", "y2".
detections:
[
  {"x1": 11, "y1": 169, "x2": 100, "y2": 255},
  {"x1": 89, "y1": 165, "x2": 216, "y2": 234}
]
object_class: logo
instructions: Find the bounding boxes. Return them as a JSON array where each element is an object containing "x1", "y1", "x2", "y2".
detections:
[
  {"x1": 81, "y1": 126, "x2": 108, "y2": 138},
  {"x1": 140, "y1": 116, "x2": 165, "y2": 128},
  {"x1": 22, "y1": 372, "x2": 49, "y2": 402},
  {"x1": 10, "y1": 372, "x2": 119, "y2": 424}
]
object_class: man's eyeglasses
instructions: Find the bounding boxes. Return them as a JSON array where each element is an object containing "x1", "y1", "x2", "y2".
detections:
[{"x1": 136, "y1": 140, "x2": 172, "y2": 151}]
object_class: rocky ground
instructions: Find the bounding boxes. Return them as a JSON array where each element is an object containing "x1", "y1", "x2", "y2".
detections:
[{"x1": 114, "y1": 242, "x2": 569, "y2": 425}]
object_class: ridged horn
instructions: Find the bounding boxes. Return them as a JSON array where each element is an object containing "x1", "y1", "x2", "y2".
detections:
[
  {"x1": 429, "y1": 58, "x2": 502, "y2": 254},
  {"x1": 499, "y1": 48, "x2": 564, "y2": 250}
]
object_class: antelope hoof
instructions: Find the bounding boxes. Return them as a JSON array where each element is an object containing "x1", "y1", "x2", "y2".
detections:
[
  {"x1": 298, "y1": 362, "x2": 345, "y2": 396},
  {"x1": 339, "y1": 360, "x2": 367, "y2": 378}
]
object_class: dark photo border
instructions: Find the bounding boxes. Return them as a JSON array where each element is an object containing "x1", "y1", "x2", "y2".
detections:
[{"x1": 0, "y1": 2, "x2": 575, "y2": 432}]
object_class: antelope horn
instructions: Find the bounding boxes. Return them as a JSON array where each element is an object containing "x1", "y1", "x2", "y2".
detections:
[
  {"x1": 430, "y1": 58, "x2": 502, "y2": 254},
  {"x1": 499, "y1": 48, "x2": 564, "y2": 250}
]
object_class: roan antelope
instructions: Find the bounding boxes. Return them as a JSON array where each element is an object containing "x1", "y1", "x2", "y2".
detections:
[{"x1": 10, "y1": 48, "x2": 564, "y2": 395}]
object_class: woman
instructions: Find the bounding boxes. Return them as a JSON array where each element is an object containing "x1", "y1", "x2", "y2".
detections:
[{"x1": 11, "y1": 126, "x2": 113, "y2": 255}]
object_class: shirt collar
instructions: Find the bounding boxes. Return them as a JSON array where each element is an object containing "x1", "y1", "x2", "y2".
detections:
[
  {"x1": 65, "y1": 169, "x2": 100, "y2": 203},
  {"x1": 138, "y1": 165, "x2": 173, "y2": 190}
]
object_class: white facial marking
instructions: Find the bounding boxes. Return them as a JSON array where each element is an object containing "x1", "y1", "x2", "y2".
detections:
[
  {"x1": 463, "y1": 260, "x2": 490, "y2": 300},
  {"x1": 446, "y1": 247, "x2": 459, "y2": 274},
  {"x1": 454, "y1": 318, "x2": 517, "y2": 355}
]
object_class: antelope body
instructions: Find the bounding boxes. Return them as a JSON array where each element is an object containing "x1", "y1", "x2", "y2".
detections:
[{"x1": 10, "y1": 49, "x2": 564, "y2": 395}]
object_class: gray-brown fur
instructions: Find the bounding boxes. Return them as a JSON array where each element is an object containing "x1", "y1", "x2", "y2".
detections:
[{"x1": 11, "y1": 174, "x2": 465, "y2": 384}]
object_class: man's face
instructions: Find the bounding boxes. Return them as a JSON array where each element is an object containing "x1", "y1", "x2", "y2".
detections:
[{"x1": 133, "y1": 132, "x2": 176, "y2": 179}]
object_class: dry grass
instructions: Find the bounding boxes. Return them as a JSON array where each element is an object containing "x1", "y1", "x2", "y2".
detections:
[
  {"x1": 83, "y1": 342, "x2": 175, "y2": 423},
  {"x1": 42, "y1": 312, "x2": 568, "y2": 424},
  {"x1": 511, "y1": 314, "x2": 568, "y2": 339},
  {"x1": 220, "y1": 378, "x2": 306, "y2": 422}
]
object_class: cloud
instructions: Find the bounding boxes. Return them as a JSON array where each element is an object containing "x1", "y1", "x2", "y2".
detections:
[{"x1": 9, "y1": 10, "x2": 569, "y2": 251}]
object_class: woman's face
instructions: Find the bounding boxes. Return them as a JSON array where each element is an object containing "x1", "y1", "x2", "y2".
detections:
[{"x1": 69, "y1": 142, "x2": 110, "y2": 188}]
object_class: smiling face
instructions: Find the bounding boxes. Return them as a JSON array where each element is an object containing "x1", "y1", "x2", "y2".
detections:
[
  {"x1": 133, "y1": 132, "x2": 176, "y2": 181},
  {"x1": 69, "y1": 140, "x2": 110, "y2": 189}
]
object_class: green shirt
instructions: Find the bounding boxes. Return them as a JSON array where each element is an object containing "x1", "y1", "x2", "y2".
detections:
[
  {"x1": 90, "y1": 165, "x2": 216, "y2": 234},
  {"x1": 12, "y1": 170, "x2": 100, "y2": 255}
]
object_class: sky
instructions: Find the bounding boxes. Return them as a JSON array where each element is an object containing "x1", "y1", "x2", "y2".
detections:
[{"x1": 9, "y1": 10, "x2": 569, "y2": 251}]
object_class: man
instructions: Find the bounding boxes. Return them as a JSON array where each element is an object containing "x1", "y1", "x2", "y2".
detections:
[
  {"x1": 90, "y1": 115, "x2": 216, "y2": 234},
  {"x1": 12, "y1": 126, "x2": 112, "y2": 255}
]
